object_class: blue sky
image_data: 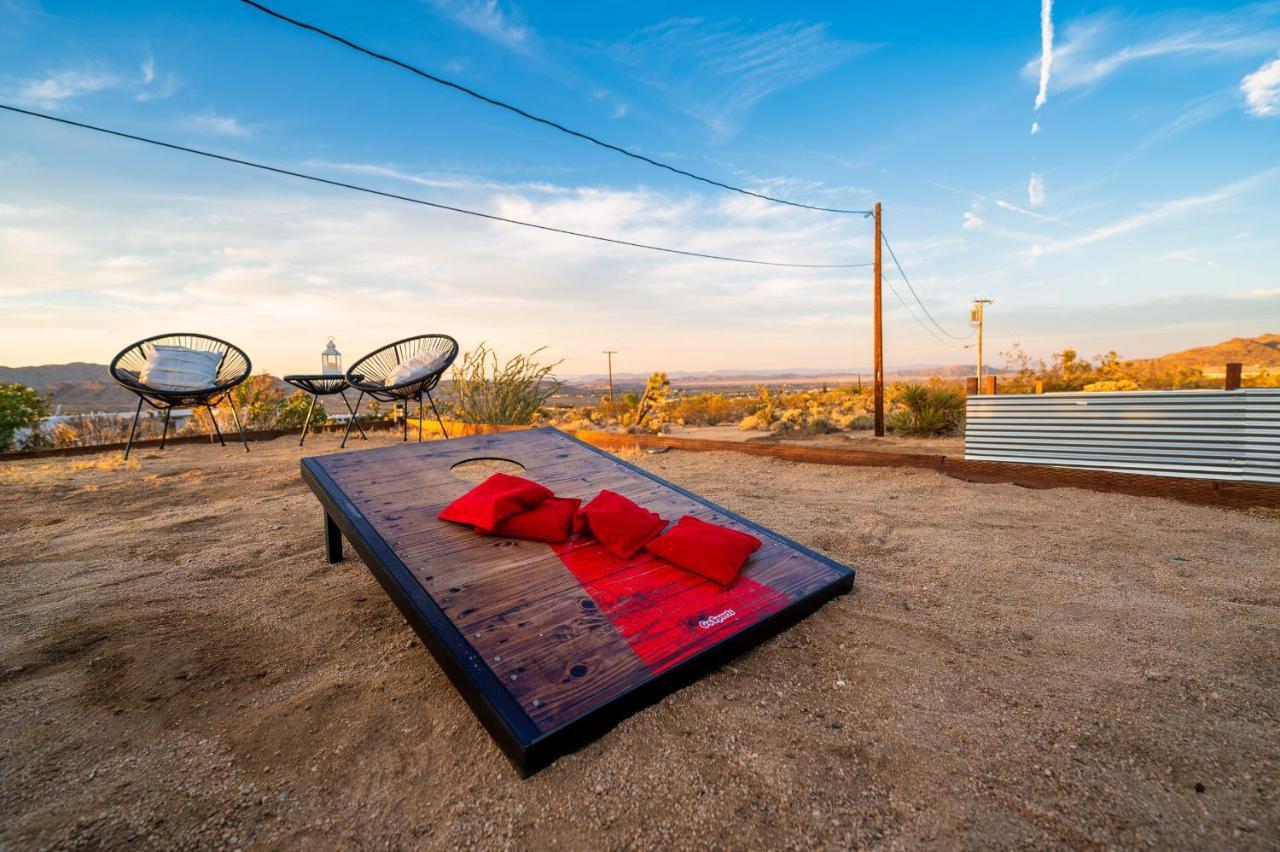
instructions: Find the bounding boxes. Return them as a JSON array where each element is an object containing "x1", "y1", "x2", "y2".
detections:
[{"x1": 1, "y1": 0, "x2": 1277, "y2": 378}]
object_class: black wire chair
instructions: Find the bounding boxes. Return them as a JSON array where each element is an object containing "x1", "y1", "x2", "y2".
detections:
[
  {"x1": 343, "y1": 334, "x2": 459, "y2": 448},
  {"x1": 109, "y1": 333, "x2": 252, "y2": 460}
]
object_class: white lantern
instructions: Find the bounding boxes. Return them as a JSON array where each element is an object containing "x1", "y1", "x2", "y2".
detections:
[{"x1": 321, "y1": 338, "x2": 342, "y2": 375}]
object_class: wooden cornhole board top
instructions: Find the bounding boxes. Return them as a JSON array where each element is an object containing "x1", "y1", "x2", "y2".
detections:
[{"x1": 301, "y1": 427, "x2": 855, "y2": 775}]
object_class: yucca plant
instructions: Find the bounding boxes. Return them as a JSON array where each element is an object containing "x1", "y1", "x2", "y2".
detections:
[
  {"x1": 447, "y1": 343, "x2": 562, "y2": 425},
  {"x1": 888, "y1": 383, "x2": 965, "y2": 436}
]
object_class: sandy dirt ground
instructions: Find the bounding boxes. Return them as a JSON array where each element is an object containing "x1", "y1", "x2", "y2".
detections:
[
  {"x1": 667, "y1": 425, "x2": 965, "y2": 456},
  {"x1": 1, "y1": 433, "x2": 1276, "y2": 850}
]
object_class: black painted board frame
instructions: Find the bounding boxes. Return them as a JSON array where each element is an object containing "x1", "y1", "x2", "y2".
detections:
[{"x1": 300, "y1": 426, "x2": 856, "y2": 776}]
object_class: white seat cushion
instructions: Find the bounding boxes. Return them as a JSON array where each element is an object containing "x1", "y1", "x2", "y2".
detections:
[
  {"x1": 385, "y1": 351, "x2": 451, "y2": 387},
  {"x1": 138, "y1": 345, "x2": 223, "y2": 392}
]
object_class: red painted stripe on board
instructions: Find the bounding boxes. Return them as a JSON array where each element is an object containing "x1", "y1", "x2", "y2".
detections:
[{"x1": 552, "y1": 536, "x2": 788, "y2": 674}]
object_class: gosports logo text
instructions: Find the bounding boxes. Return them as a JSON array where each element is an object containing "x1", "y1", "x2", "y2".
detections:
[{"x1": 698, "y1": 609, "x2": 736, "y2": 630}]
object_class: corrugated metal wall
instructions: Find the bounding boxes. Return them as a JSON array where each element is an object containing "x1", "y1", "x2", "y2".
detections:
[{"x1": 964, "y1": 389, "x2": 1280, "y2": 484}]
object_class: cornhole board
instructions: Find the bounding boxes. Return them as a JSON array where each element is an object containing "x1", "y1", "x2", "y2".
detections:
[{"x1": 301, "y1": 427, "x2": 854, "y2": 775}]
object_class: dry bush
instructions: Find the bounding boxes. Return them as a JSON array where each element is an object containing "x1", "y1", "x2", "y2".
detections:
[
  {"x1": 448, "y1": 343, "x2": 562, "y2": 425},
  {"x1": 668, "y1": 393, "x2": 758, "y2": 426},
  {"x1": 51, "y1": 414, "x2": 162, "y2": 448}
]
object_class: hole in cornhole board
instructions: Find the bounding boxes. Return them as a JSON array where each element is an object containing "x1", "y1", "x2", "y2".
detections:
[{"x1": 450, "y1": 457, "x2": 527, "y2": 481}]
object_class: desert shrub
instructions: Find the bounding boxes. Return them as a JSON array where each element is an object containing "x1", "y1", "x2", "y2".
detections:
[
  {"x1": 231, "y1": 374, "x2": 288, "y2": 428},
  {"x1": 50, "y1": 414, "x2": 160, "y2": 448},
  {"x1": 183, "y1": 373, "x2": 287, "y2": 434},
  {"x1": 276, "y1": 391, "x2": 329, "y2": 429},
  {"x1": 447, "y1": 343, "x2": 562, "y2": 425},
  {"x1": 836, "y1": 413, "x2": 874, "y2": 430},
  {"x1": 1245, "y1": 368, "x2": 1280, "y2": 388},
  {"x1": 774, "y1": 415, "x2": 840, "y2": 436},
  {"x1": 888, "y1": 383, "x2": 964, "y2": 437},
  {"x1": 668, "y1": 392, "x2": 757, "y2": 426},
  {"x1": 0, "y1": 383, "x2": 48, "y2": 451},
  {"x1": 594, "y1": 397, "x2": 635, "y2": 421},
  {"x1": 1000, "y1": 343, "x2": 1222, "y2": 392},
  {"x1": 558, "y1": 380, "x2": 888, "y2": 436},
  {"x1": 1083, "y1": 379, "x2": 1140, "y2": 393}
]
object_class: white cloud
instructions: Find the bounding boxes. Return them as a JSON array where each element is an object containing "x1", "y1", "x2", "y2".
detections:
[
  {"x1": 1231, "y1": 288, "x2": 1280, "y2": 300},
  {"x1": 1034, "y1": 0, "x2": 1053, "y2": 110},
  {"x1": 1242, "y1": 57, "x2": 1280, "y2": 116},
  {"x1": 933, "y1": 181, "x2": 1070, "y2": 226},
  {"x1": 188, "y1": 112, "x2": 253, "y2": 138},
  {"x1": 1037, "y1": 167, "x2": 1279, "y2": 255},
  {"x1": 12, "y1": 68, "x2": 119, "y2": 108},
  {"x1": 1030, "y1": 120, "x2": 1040, "y2": 135},
  {"x1": 609, "y1": 18, "x2": 874, "y2": 138},
  {"x1": 1027, "y1": 172, "x2": 1046, "y2": 207},
  {"x1": 8, "y1": 58, "x2": 179, "y2": 108},
  {"x1": 0, "y1": 175, "x2": 881, "y2": 375},
  {"x1": 308, "y1": 160, "x2": 577, "y2": 196},
  {"x1": 962, "y1": 211, "x2": 984, "y2": 230},
  {"x1": 134, "y1": 58, "x2": 180, "y2": 102},
  {"x1": 423, "y1": 0, "x2": 532, "y2": 51},
  {"x1": 1022, "y1": 8, "x2": 1280, "y2": 95},
  {"x1": 995, "y1": 197, "x2": 1066, "y2": 225},
  {"x1": 1135, "y1": 89, "x2": 1235, "y2": 151}
]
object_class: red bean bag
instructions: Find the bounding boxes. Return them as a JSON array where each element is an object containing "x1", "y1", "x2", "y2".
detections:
[
  {"x1": 645, "y1": 515, "x2": 762, "y2": 587},
  {"x1": 574, "y1": 490, "x2": 668, "y2": 559},
  {"x1": 437, "y1": 473, "x2": 553, "y2": 534},
  {"x1": 490, "y1": 496, "x2": 582, "y2": 544}
]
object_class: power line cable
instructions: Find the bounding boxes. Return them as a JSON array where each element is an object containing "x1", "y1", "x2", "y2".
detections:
[
  {"x1": 236, "y1": 0, "x2": 873, "y2": 217},
  {"x1": 0, "y1": 104, "x2": 874, "y2": 270},
  {"x1": 881, "y1": 276, "x2": 969, "y2": 349},
  {"x1": 880, "y1": 230, "x2": 975, "y2": 340}
]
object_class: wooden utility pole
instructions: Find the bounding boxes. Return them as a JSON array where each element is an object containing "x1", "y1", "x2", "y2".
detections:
[
  {"x1": 602, "y1": 350, "x2": 617, "y2": 401},
  {"x1": 970, "y1": 298, "x2": 993, "y2": 385},
  {"x1": 873, "y1": 202, "x2": 884, "y2": 437}
]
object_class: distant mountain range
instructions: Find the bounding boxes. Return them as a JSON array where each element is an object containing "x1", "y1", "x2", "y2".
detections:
[
  {"x1": 1126, "y1": 333, "x2": 1280, "y2": 374},
  {"x1": 4, "y1": 333, "x2": 1275, "y2": 412},
  {"x1": 0, "y1": 363, "x2": 135, "y2": 414}
]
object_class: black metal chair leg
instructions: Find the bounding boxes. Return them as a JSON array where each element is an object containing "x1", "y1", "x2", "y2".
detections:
[
  {"x1": 426, "y1": 389, "x2": 448, "y2": 440},
  {"x1": 341, "y1": 392, "x2": 363, "y2": 449},
  {"x1": 299, "y1": 393, "x2": 318, "y2": 447},
  {"x1": 207, "y1": 404, "x2": 225, "y2": 446},
  {"x1": 159, "y1": 407, "x2": 172, "y2": 450},
  {"x1": 417, "y1": 391, "x2": 424, "y2": 443},
  {"x1": 229, "y1": 401, "x2": 250, "y2": 452},
  {"x1": 402, "y1": 400, "x2": 408, "y2": 442},
  {"x1": 123, "y1": 397, "x2": 144, "y2": 460},
  {"x1": 339, "y1": 390, "x2": 368, "y2": 440}
]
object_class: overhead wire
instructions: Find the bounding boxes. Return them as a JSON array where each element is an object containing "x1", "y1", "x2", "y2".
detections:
[
  {"x1": 880, "y1": 276, "x2": 969, "y2": 349},
  {"x1": 235, "y1": 0, "x2": 873, "y2": 217},
  {"x1": 0, "y1": 104, "x2": 873, "y2": 270},
  {"x1": 881, "y1": 230, "x2": 975, "y2": 341}
]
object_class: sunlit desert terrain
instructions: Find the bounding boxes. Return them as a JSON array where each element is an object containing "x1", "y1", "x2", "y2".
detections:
[{"x1": 1, "y1": 433, "x2": 1276, "y2": 848}]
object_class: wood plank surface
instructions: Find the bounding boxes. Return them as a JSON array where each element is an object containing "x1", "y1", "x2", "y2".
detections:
[{"x1": 306, "y1": 427, "x2": 854, "y2": 755}]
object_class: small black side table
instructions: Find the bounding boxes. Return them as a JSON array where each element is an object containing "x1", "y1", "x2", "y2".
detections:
[{"x1": 282, "y1": 374, "x2": 369, "y2": 447}]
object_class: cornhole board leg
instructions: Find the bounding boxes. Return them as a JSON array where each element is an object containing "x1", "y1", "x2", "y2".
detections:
[{"x1": 325, "y1": 512, "x2": 343, "y2": 563}]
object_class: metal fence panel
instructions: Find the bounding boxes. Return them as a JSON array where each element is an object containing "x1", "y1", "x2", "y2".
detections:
[{"x1": 964, "y1": 389, "x2": 1280, "y2": 484}]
